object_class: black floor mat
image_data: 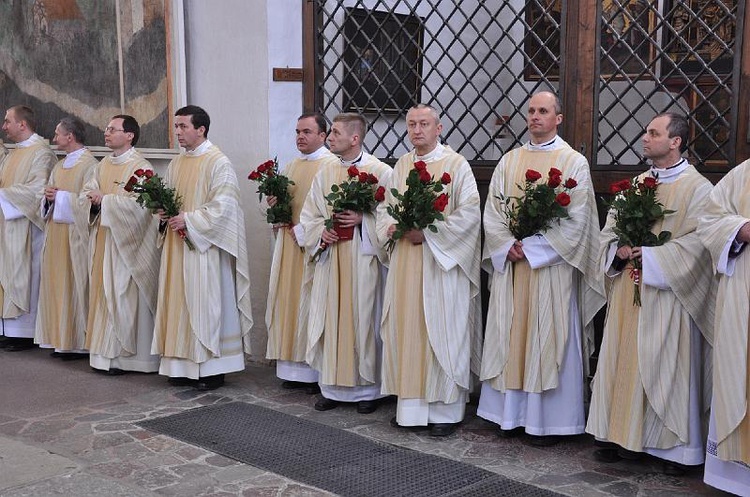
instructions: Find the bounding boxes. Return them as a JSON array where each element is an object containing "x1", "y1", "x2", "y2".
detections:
[{"x1": 138, "y1": 401, "x2": 563, "y2": 497}]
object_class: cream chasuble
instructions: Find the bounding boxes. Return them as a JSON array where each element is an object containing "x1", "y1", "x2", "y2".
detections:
[
  {"x1": 0, "y1": 134, "x2": 56, "y2": 332},
  {"x1": 152, "y1": 143, "x2": 252, "y2": 376},
  {"x1": 265, "y1": 149, "x2": 339, "y2": 366},
  {"x1": 376, "y1": 144, "x2": 481, "y2": 407},
  {"x1": 84, "y1": 149, "x2": 161, "y2": 372},
  {"x1": 301, "y1": 153, "x2": 392, "y2": 392},
  {"x1": 697, "y1": 159, "x2": 750, "y2": 468},
  {"x1": 480, "y1": 139, "x2": 604, "y2": 395},
  {"x1": 35, "y1": 149, "x2": 97, "y2": 350},
  {"x1": 587, "y1": 164, "x2": 714, "y2": 459}
]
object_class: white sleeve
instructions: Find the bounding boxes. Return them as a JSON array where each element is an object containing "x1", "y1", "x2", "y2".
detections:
[
  {"x1": 50, "y1": 190, "x2": 75, "y2": 224},
  {"x1": 522, "y1": 235, "x2": 564, "y2": 269},
  {"x1": 640, "y1": 246, "x2": 670, "y2": 290},
  {"x1": 0, "y1": 191, "x2": 24, "y2": 220}
]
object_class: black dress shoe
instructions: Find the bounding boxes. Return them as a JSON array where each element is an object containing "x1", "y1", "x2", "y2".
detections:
[
  {"x1": 59, "y1": 352, "x2": 89, "y2": 361},
  {"x1": 527, "y1": 435, "x2": 560, "y2": 447},
  {"x1": 617, "y1": 447, "x2": 643, "y2": 461},
  {"x1": 356, "y1": 400, "x2": 378, "y2": 414},
  {"x1": 105, "y1": 368, "x2": 126, "y2": 376},
  {"x1": 281, "y1": 380, "x2": 308, "y2": 389},
  {"x1": 5, "y1": 338, "x2": 34, "y2": 352},
  {"x1": 496, "y1": 426, "x2": 525, "y2": 438},
  {"x1": 430, "y1": 423, "x2": 458, "y2": 437},
  {"x1": 389, "y1": 416, "x2": 429, "y2": 431},
  {"x1": 196, "y1": 374, "x2": 225, "y2": 391},
  {"x1": 594, "y1": 448, "x2": 622, "y2": 463},
  {"x1": 662, "y1": 461, "x2": 688, "y2": 476},
  {"x1": 305, "y1": 383, "x2": 321, "y2": 395},
  {"x1": 50, "y1": 351, "x2": 63, "y2": 358},
  {"x1": 314, "y1": 397, "x2": 339, "y2": 411},
  {"x1": 168, "y1": 377, "x2": 197, "y2": 386}
]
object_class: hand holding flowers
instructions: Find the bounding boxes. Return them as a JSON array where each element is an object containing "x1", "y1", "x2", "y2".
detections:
[
  {"x1": 248, "y1": 158, "x2": 295, "y2": 225},
  {"x1": 385, "y1": 160, "x2": 451, "y2": 253},
  {"x1": 607, "y1": 174, "x2": 675, "y2": 306},
  {"x1": 498, "y1": 167, "x2": 578, "y2": 241},
  {"x1": 120, "y1": 169, "x2": 195, "y2": 250}
]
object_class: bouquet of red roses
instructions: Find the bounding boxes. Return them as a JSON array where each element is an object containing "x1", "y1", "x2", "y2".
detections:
[
  {"x1": 248, "y1": 158, "x2": 295, "y2": 225},
  {"x1": 499, "y1": 167, "x2": 577, "y2": 241},
  {"x1": 385, "y1": 160, "x2": 451, "y2": 253},
  {"x1": 122, "y1": 169, "x2": 195, "y2": 250},
  {"x1": 607, "y1": 175, "x2": 675, "y2": 306},
  {"x1": 311, "y1": 165, "x2": 385, "y2": 261}
]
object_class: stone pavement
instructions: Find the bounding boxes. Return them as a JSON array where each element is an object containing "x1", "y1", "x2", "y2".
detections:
[{"x1": 0, "y1": 348, "x2": 728, "y2": 496}]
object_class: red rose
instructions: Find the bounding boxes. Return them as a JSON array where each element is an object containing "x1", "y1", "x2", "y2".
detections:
[
  {"x1": 419, "y1": 169, "x2": 432, "y2": 183},
  {"x1": 264, "y1": 159, "x2": 275, "y2": 168},
  {"x1": 433, "y1": 193, "x2": 449, "y2": 212},
  {"x1": 548, "y1": 167, "x2": 563, "y2": 179},
  {"x1": 248, "y1": 171, "x2": 260, "y2": 181},
  {"x1": 134, "y1": 169, "x2": 145, "y2": 177},
  {"x1": 358, "y1": 172, "x2": 369, "y2": 183},
  {"x1": 609, "y1": 183, "x2": 621, "y2": 195},
  {"x1": 367, "y1": 173, "x2": 378, "y2": 184},
  {"x1": 547, "y1": 175, "x2": 562, "y2": 188},
  {"x1": 347, "y1": 165, "x2": 359, "y2": 177},
  {"x1": 564, "y1": 178, "x2": 578, "y2": 189},
  {"x1": 525, "y1": 169, "x2": 542, "y2": 182},
  {"x1": 440, "y1": 172, "x2": 451, "y2": 185},
  {"x1": 642, "y1": 176, "x2": 658, "y2": 189},
  {"x1": 143, "y1": 169, "x2": 154, "y2": 179},
  {"x1": 414, "y1": 160, "x2": 427, "y2": 172},
  {"x1": 267, "y1": 169, "x2": 274, "y2": 177},
  {"x1": 617, "y1": 179, "x2": 632, "y2": 191},
  {"x1": 374, "y1": 186, "x2": 386, "y2": 202},
  {"x1": 555, "y1": 192, "x2": 571, "y2": 207}
]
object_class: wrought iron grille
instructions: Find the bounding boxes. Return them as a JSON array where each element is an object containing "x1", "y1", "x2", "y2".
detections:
[
  {"x1": 314, "y1": 0, "x2": 563, "y2": 162},
  {"x1": 597, "y1": 0, "x2": 737, "y2": 168}
]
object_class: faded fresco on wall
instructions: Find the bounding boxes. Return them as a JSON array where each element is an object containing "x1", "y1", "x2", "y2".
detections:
[{"x1": 0, "y1": 0, "x2": 171, "y2": 148}]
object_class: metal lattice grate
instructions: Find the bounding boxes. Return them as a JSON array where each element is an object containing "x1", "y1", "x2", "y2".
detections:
[
  {"x1": 315, "y1": 0, "x2": 563, "y2": 162},
  {"x1": 597, "y1": 0, "x2": 736, "y2": 167}
]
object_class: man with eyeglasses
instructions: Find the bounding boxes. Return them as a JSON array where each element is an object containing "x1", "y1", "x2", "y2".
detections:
[
  {"x1": 35, "y1": 117, "x2": 97, "y2": 360},
  {"x1": 84, "y1": 115, "x2": 161, "y2": 375},
  {"x1": 152, "y1": 105, "x2": 252, "y2": 391},
  {"x1": 0, "y1": 105, "x2": 56, "y2": 351}
]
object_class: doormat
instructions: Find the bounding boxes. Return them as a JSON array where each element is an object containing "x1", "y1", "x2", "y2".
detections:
[{"x1": 138, "y1": 401, "x2": 563, "y2": 497}]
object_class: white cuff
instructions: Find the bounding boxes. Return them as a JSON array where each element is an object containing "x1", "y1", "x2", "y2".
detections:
[
  {"x1": 0, "y1": 192, "x2": 24, "y2": 220},
  {"x1": 51, "y1": 191, "x2": 75, "y2": 224},
  {"x1": 522, "y1": 235, "x2": 564, "y2": 269},
  {"x1": 718, "y1": 227, "x2": 744, "y2": 276},
  {"x1": 424, "y1": 234, "x2": 458, "y2": 272},
  {"x1": 490, "y1": 239, "x2": 515, "y2": 274},
  {"x1": 641, "y1": 246, "x2": 670, "y2": 290},
  {"x1": 293, "y1": 224, "x2": 306, "y2": 247}
]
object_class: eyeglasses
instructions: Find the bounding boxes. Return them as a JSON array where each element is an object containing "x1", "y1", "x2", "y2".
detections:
[{"x1": 104, "y1": 127, "x2": 125, "y2": 133}]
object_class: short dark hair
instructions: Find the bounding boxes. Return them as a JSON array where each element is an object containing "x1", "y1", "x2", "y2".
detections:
[
  {"x1": 298, "y1": 112, "x2": 327, "y2": 134},
  {"x1": 656, "y1": 112, "x2": 689, "y2": 153},
  {"x1": 333, "y1": 113, "x2": 367, "y2": 140},
  {"x1": 10, "y1": 105, "x2": 35, "y2": 131},
  {"x1": 58, "y1": 116, "x2": 87, "y2": 144},
  {"x1": 112, "y1": 114, "x2": 140, "y2": 146},
  {"x1": 175, "y1": 105, "x2": 210, "y2": 138}
]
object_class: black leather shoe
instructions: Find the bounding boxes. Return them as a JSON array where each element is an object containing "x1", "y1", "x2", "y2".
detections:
[
  {"x1": 617, "y1": 447, "x2": 643, "y2": 461},
  {"x1": 662, "y1": 461, "x2": 688, "y2": 476},
  {"x1": 314, "y1": 397, "x2": 339, "y2": 411},
  {"x1": 168, "y1": 377, "x2": 197, "y2": 387},
  {"x1": 59, "y1": 352, "x2": 89, "y2": 361},
  {"x1": 281, "y1": 380, "x2": 308, "y2": 389},
  {"x1": 356, "y1": 400, "x2": 378, "y2": 414},
  {"x1": 50, "y1": 351, "x2": 63, "y2": 358},
  {"x1": 106, "y1": 368, "x2": 126, "y2": 376},
  {"x1": 594, "y1": 448, "x2": 621, "y2": 463},
  {"x1": 527, "y1": 435, "x2": 560, "y2": 447},
  {"x1": 430, "y1": 423, "x2": 457, "y2": 437},
  {"x1": 196, "y1": 374, "x2": 225, "y2": 391},
  {"x1": 305, "y1": 383, "x2": 321, "y2": 395},
  {"x1": 5, "y1": 338, "x2": 34, "y2": 352},
  {"x1": 496, "y1": 426, "x2": 525, "y2": 438}
]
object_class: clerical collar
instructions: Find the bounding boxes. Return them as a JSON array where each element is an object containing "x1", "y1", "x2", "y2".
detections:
[
  {"x1": 415, "y1": 142, "x2": 445, "y2": 163},
  {"x1": 303, "y1": 146, "x2": 329, "y2": 161},
  {"x1": 184, "y1": 139, "x2": 212, "y2": 157},
  {"x1": 111, "y1": 147, "x2": 135, "y2": 164},
  {"x1": 650, "y1": 158, "x2": 688, "y2": 184},
  {"x1": 340, "y1": 151, "x2": 364, "y2": 166},
  {"x1": 63, "y1": 147, "x2": 86, "y2": 169},
  {"x1": 527, "y1": 136, "x2": 559, "y2": 151},
  {"x1": 16, "y1": 133, "x2": 43, "y2": 148}
]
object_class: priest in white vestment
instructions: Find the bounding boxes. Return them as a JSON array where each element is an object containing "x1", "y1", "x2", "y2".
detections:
[
  {"x1": 265, "y1": 113, "x2": 338, "y2": 393},
  {"x1": 300, "y1": 113, "x2": 392, "y2": 413},
  {"x1": 587, "y1": 113, "x2": 714, "y2": 474},
  {"x1": 35, "y1": 117, "x2": 98, "y2": 358},
  {"x1": 0, "y1": 106, "x2": 56, "y2": 351},
  {"x1": 152, "y1": 105, "x2": 253, "y2": 391},
  {"x1": 84, "y1": 115, "x2": 161, "y2": 374},
  {"x1": 697, "y1": 158, "x2": 750, "y2": 495},
  {"x1": 376, "y1": 104, "x2": 482, "y2": 437},
  {"x1": 479, "y1": 91, "x2": 605, "y2": 446}
]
